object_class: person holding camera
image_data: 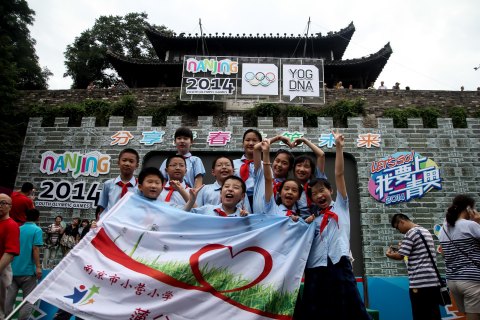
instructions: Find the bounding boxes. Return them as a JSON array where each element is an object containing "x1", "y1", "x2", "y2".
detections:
[
  {"x1": 386, "y1": 213, "x2": 441, "y2": 320},
  {"x1": 438, "y1": 195, "x2": 480, "y2": 319}
]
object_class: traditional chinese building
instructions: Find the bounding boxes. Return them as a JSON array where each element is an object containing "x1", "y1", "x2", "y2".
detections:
[{"x1": 107, "y1": 22, "x2": 392, "y2": 89}]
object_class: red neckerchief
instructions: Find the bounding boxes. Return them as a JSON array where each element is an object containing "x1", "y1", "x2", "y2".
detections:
[
  {"x1": 285, "y1": 209, "x2": 295, "y2": 217},
  {"x1": 163, "y1": 182, "x2": 190, "y2": 202},
  {"x1": 318, "y1": 206, "x2": 338, "y2": 234},
  {"x1": 116, "y1": 181, "x2": 133, "y2": 198},
  {"x1": 214, "y1": 208, "x2": 228, "y2": 217},
  {"x1": 240, "y1": 159, "x2": 253, "y2": 181},
  {"x1": 303, "y1": 183, "x2": 312, "y2": 207},
  {"x1": 273, "y1": 179, "x2": 283, "y2": 198},
  {"x1": 163, "y1": 187, "x2": 174, "y2": 202}
]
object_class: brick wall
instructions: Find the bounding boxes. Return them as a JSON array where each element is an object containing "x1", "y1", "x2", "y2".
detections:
[
  {"x1": 15, "y1": 88, "x2": 480, "y2": 117},
  {"x1": 17, "y1": 114, "x2": 480, "y2": 277}
]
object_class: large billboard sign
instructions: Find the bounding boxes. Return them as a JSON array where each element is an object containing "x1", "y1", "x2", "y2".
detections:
[{"x1": 181, "y1": 56, "x2": 324, "y2": 105}]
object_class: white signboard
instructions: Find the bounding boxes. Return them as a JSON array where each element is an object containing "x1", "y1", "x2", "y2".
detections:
[
  {"x1": 181, "y1": 56, "x2": 324, "y2": 105},
  {"x1": 241, "y1": 63, "x2": 278, "y2": 96},
  {"x1": 282, "y1": 64, "x2": 320, "y2": 101}
]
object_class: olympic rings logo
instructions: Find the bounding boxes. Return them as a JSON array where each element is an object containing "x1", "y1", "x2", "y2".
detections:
[{"x1": 244, "y1": 72, "x2": 276, "y2": 87}]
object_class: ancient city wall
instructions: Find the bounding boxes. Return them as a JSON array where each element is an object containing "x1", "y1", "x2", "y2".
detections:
[{"x1": 16, "y1": 114, "x2": 480, "y2": 277}]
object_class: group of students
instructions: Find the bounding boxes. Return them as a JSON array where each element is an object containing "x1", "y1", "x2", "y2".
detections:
[{"x1": 96, "y1": 126, "x2": 371, "y2": 320}]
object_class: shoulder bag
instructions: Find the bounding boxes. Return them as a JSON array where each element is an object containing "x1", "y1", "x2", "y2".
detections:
[{"x1": 416, "y1": 229, "x2": 451, "y2": 306}]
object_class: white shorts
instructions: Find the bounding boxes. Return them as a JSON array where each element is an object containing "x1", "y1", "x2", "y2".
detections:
[{"x1": 447, "y1": 279, "x2": 480, "y2": 313}]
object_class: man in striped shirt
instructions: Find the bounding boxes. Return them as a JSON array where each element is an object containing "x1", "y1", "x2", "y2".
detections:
[{"x1": 386, "y1": 213, "x2": 441, "y2": 320}]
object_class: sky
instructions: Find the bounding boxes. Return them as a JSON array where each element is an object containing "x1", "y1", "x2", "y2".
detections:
[{"x1": 27, "y1": 0, "x2": 480, "y2": 91}]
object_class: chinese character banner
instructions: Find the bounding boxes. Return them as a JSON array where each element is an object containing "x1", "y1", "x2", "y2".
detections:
[
  {"x1": 27, "y1": 193, "x2": 315, "y2": 320},
  {"x1": 368, "y1": 151, "x2": 442, "y2": 205}
]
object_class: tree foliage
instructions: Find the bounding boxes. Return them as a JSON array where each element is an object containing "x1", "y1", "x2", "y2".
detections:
[
  {"x1": 0, "y1": 0, "x2": 50, "y2": 104},
  {"x1": 0, "y1": 0, "x2": 51, "y2": 189},
  {"x1": 64, "y1": 12, "x2": 172, "y2": 89}
]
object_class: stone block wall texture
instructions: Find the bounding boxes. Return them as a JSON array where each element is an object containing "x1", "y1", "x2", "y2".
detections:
[
  {"x1": 17, "y1": 115, "x2": 480, "y2": 278},
  {"x1": 15, "y1": 88, "x2": 480, "y2": 117}
]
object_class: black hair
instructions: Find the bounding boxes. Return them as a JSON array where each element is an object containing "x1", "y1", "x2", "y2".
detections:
[
  {"x1": 222, "y1": 175, "x2": 246, "y2": 194},
  {"x1": 26, "y1": 208, "x2": 40, "y2": 221},
  {"x1": 119, "y1": 148, "x2": 140, "y2": 164},
  {"x1": 175, "y1": 127, "x2": 194, "y2": 140},
  {"x1": 273, "y1": 149, "x2": 295, "y2": 171},
  {"x1": 21, "y1": 182, "x2": 34, "y2": 193},
  {"x1": 294, "y1": 155, "x2": 316, "y2": 175},
  {"x1": 211, "y1": 156, "x2": 234, "y2": 169},
  {"x1": 242, "y1": 129, "x2": 262, "y2": 142},
  {"x1": 166, "y1": 155, "x2": 186, "y2": 167},
  {"x1": 55, "y1": 215, "x2": 63, "y2": 220},
  {"x1": 306, "y1": 178, "x2": 332, "y2": 199},
  {"x1": 81, "y1": 219, "x2": 90, "y2": 225},
  {"x1": 446, "y1": 194, "x2": 475, "y2": 227},
  {"x1": 139, "y1": 167, "x2": 165, "y2": 185},
  {"x1": 275, "y1": 179, "x2": 303, "y2": 206},
  {"x1": 390, "y1": 213, "x2": 410, "y2": 228}
]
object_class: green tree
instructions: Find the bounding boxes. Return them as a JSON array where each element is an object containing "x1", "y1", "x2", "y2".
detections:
[
  {"x1": 0, "y1": 0, "x2": 50, "y2": 104},
  {"x1": 64, "y1": 12, "x2": 172, "y2": 89},
  {"x1": 0, "y1": 0, "x2": 51, "y2": 189}
]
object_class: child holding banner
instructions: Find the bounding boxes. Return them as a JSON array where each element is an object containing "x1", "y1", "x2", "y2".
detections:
[
  {"x1": 299, "y1": 130, "x2": 371, "y2": 320},
  {"x1": 159, "y1": 155, "x2": 191, "y2": 206},
  {"x1": 185, "y1": 175, "x2": 248, "y2": 217}
]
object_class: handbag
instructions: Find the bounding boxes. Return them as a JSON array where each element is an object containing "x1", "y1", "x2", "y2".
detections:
[
  {"x1": 60, "y1": 233, "x2": 76, "y2": 249},
  {"x1": 416, "y1": 230, "x2": 452, "y2": 306}
]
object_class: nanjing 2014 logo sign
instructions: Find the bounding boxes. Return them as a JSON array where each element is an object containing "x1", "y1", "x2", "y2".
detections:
[{"x1": 368, "y1": 151, "x2": 442, "y2": 205}]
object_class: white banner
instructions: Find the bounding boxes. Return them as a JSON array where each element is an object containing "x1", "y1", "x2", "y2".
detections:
[{"x1": 27, "y1": 193, "x2": 315, "y2": 320}]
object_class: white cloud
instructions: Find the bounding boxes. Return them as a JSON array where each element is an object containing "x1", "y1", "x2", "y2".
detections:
[{"x1": 27, "y1": 0, "x2": 480, "y2": 90}]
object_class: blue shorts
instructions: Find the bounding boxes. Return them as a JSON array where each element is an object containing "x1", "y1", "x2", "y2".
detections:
[{"x1": 298, "y1": 256, "x2": 371, "y2": 320}]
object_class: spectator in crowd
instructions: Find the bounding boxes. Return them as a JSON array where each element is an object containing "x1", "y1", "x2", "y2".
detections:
[
  {"x1": 0, "y1": 193, "x2": 20, "y2": 319},
  {"x1": 5, "y1": 209, "x2": 43, "y2": 320},
  {"x1": 78, "y1": 219, "x2": 90, "y2": 240},
  {"x1": 42, "y1": 215, "x2": 64, "y2": 269},
  {"x1": 392, "y1": 82, "x2": 401, "y2": 90},
  {"x1": 461, "y1": 86, "x2": 465, "y2": 91},
  {"x1": 86, "y1": 81, "x2": 96, "y2": 90},
  {"x1": 368, "y1": 82, "x2": 376, "y2": 89},
  {"x1": 60, "y1": 218, "x2": 80, "y2": 256},
  {"x1": 335, "y1": 81, "x2": 344, "y2": 89},
  {"x1": 386, "y1": 214, "x2": 441, "y2": 320},
  {"x1": 10, "y1": 182, "x2": 35, "y2": 225},
  {"x1": 378, "y1": 81, "x2": 387, "y2": 89}
]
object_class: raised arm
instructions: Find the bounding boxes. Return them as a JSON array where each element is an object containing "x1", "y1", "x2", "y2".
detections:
[
  {"x1": 293, "y1": 137, "x2": 325, "y2": 174},
  {"x1": 184, "y1": 185, "x2": 204, "y2": 211},
  {"x1": 332, "y1": 129, "x2": 346, "y2": 199},
  {"x1": 262, "y1": 140, "x2": 273, "y2": 202},
  {"x1": 253, "y1": 141, "x2": 263, "y2": 171},
  {"x1": 268, "y1": 135, "x2": 293, "y2": 147},
  {"x1": 170, "y1": 180, "x2": 190, "y2": 202}
]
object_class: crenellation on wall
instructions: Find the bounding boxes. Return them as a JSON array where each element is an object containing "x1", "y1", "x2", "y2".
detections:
[
  {"x1": 257, "y1": 117, "x2": 273, "y2": 129},
  {"x1": 406, "y1": 118, "x2": 423, "y2": 129},
  {"x1": 137, "y1": 116, "x2": 152, "y2": 128},
  {"x1": 108, "y1": 116, "x2": 124, "y2": 128},
  {"x1": 197, "y1": 116, "x2": 213, "y2": 128},
  {"x1": 347, "y1": 117, "x2": 364, "y2": 129},
  {"x1": 54, "y1": 117, "x2": 69, "y2": 127},
  {"x1": 287, "y1": 117, "x2": 304, "y2": 131},
  {"x1": 317, "y1": 117, "x2": 334, "y2": 129}
]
